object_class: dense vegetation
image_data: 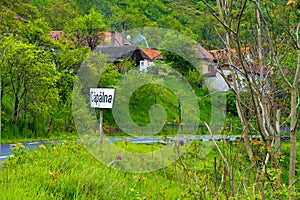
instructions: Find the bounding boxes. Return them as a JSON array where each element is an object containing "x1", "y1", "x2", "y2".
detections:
[
  {"x1": 4, "y1": 0, "x2": 294, "y2": 140},
  {"x1": 1, "y1": 140, "x2": 298, "y2": 199},
  {"x1": 0, "y1": 0, "x2": 222, "y2": 140},
  {"x1": 1, "y1": 0, "x2": 300, "y2": 199}
]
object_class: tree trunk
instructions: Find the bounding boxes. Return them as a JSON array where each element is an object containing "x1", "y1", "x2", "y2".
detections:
[
  {"x1": 275, "y1": 109, "x2": 282, "y2": 188},
  {"x1": 289, "y1": 46, "x2": 300, "y2": 200},
  {"x1": 12, "y1": 95, "x2": 20, "y2": 123}
]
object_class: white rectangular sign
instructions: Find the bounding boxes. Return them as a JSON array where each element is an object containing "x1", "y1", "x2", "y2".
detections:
[{"x1": 90, "y1": 88, "x2": 116, "y2": 109}]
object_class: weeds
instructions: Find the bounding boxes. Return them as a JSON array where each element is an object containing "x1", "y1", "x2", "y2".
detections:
[{"x1": 0, "y1": 140, "x2": 299, "y2": 199}]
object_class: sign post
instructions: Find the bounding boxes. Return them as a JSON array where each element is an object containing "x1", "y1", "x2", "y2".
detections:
[
  {"x1": 99, "y1": 108, "x2": 103, "y2": 142},
  {"x1": 90, "y1": 88, "x2": 116, "y2": 142}
]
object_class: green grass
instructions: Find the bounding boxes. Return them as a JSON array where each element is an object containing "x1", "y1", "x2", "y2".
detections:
[
  {"x1": 1, "y1": 140, "x2": 299, "y2": 199},
  {"x1": 0, "y1": 132, "x2": 80, "y2": 144},
  {"x1": 0, "y1": 142, "x2": 202, "y2": 199}
]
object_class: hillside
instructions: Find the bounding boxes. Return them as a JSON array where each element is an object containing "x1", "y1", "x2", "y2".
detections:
[{"x1": 0, "y1": 0, "x2": 221, "y2": 140}]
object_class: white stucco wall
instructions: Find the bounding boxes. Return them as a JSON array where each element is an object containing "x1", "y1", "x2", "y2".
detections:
[{"x1": 205, "y1": 70, "x2": 247, "y2": 92}]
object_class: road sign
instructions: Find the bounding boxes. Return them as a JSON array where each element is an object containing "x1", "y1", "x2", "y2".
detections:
[
  {"x1": 90, "y1": 88, "x2": 116, "y2": 109},
  {"x1": 90, "y1": 88, "x2": 116, "y2": 142}
]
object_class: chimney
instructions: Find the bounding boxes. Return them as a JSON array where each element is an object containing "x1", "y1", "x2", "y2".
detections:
[{"x1": 121, "y1": 21, "x2": 125, "y2": 46}]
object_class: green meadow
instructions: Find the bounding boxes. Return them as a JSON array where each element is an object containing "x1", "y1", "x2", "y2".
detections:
[{"x1": 1, "y1": 140, "x2": 298, "y2": 199}]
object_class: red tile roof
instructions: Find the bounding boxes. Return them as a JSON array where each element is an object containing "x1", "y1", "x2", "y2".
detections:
[{"x1": 140, "y1": 48, "x2": 163, "y2": 60}]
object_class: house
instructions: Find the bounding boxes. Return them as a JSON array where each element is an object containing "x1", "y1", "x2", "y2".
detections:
[
  {"x1": 193, "y1": 44, "x2": 216, "y2": 77},
  {"x1": 49, "y1": 30, "x2": 163, "y2": 72},
  {"x1": 95, "y1": 45, "x2": 138, "y2": 63},
  {"x1": 95, "y1": 46, "x2": 163, "y2": 73},
  {"x1": 190, "y1": 44, "x2": 259, "y2": 92},
  {"x1": 133, "y1": 48, "x2": 163, "y2": 73},
  {"x1": 207, "y1": 47, "x2": 271, "y2": 92},
  {"x1": 96, "y1": 32, "x2": 163, "y2": 72}
]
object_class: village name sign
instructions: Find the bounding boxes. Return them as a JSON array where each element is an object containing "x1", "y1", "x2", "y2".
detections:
[
  {"x1": 90, "y1": 88, "x2": 116, "y2": 141},
  {"x1": 90, "y1": 88, "x2": 116, "y2": 109}
]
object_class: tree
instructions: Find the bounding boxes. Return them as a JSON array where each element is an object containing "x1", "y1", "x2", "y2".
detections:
[
  {"x1": 48, "y1": 35, "x2": 90, "y2": 132},
  {"x1": 0, "y1": 0, "x2": 38, "y2": 37},
  {"x1": 107, "y1": 3, "x2": 157, "y2": 30},
  {"x1": 286, "y1": 1, "x2": 300, "y2": 198},
  {"x1": 0, "y1": 0, "x2": 39, "y2": 21},
  {"x1": 43, "y1": 0, "x2": 81, "y2": 30},
  {"x1": 159, "y1": 31, "x2": 197, "y2": 74},
  {"x1": 17, "y1": 18, "x2": 55, "y2": 48},
  {"x1": 0, "y1": 36, "x2": 59, "y2": 125},
  {"x1": 64, "y1": 8, "x2": 106, "y2": 50},
  {"x1": 203, "y1": 0, "x2": 300, "y2": 198}
]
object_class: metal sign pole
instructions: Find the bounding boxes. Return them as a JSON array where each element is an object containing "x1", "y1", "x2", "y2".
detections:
[{"x1": 99, "y1": 109, "x2": 103, "y2": 143}]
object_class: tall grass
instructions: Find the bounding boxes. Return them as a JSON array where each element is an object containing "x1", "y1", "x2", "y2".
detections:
[{"x1": 0, "y1": 140, "x2": 299, "y2": 199}]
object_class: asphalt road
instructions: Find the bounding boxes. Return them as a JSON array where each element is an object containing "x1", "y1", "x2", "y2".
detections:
[
  {"x1": 0, "y1": 135, "x2": 248, "y2": 162},
  {"x1": 0, "y1": 141, "x2": 51, "y2": 162}
]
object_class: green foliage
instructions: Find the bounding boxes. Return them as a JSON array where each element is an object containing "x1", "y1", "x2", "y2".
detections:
[
  {"x1": 0, "y1": 0, "x2": 293, "y2": 142},
  {"x1": 0, "y1": 36, "x2": 59, "y2": 119},
  {"x1": 0, "y1": 1, "x2": 298, "y2": 199},
  {"x1": 107, "y1": 4, "x2": 158, "y2": 30},
  {"x1": 64, "y1": 8, "x2": 106, "y2": 50},
  {"x1": 53, "y1": 45, "x2": 90, "y2": 73},
  {"x1": 0, "y1": 0, "x2": 39, "y2": 21},
  {"x1": 44, "y1": 0, "x2": 81, "y2": 30},
  {"x1": 116, "y1": 59, "x2": 135, "y2": 74},
  {"x1": 161, "y1": 51, "x2": 195, "y2": 76},
  {"x1": 1, "y1": 141, "x2": 299, "y2": 199},
  {"x1": 226, "y1": 91, "x2": 237, "y2": 116},
  {"x1": 159, "y1": 31, "x2": 197, "y2": 76},
  {"x1": 128, "y1": 82, "x2": 178, "y2": 126},
  {"x1": 185, "y1": 70, "x2": 203, "y2": 88},
  {"x1": 0, "y1": 1, "x2": 38, "y2": 37},
  {"x1": 98, "y1": 64, "x2": 122, "y2": 87},
  {"x1": 17, "y1": 18, "x2": 52, "y2": 46}
]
